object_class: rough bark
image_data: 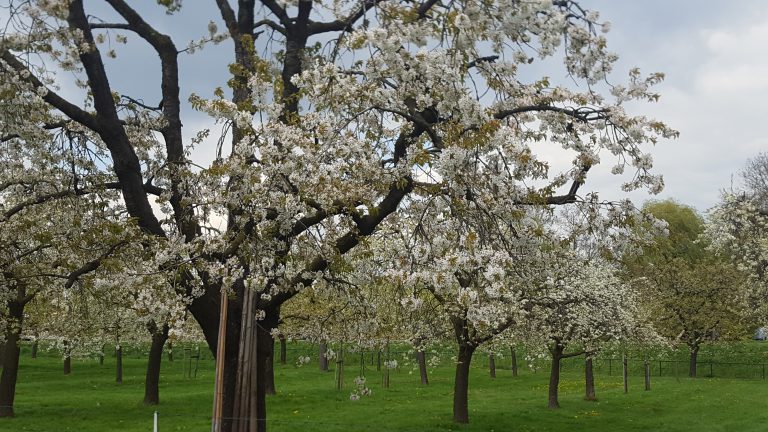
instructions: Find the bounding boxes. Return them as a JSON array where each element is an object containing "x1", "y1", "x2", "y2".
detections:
[
  {"x1": 416, "y1": 350, "x2": 429, "y2": 385},
  {"x1": 689, "y1": 344, "x2": 699, "y2": 378},
  {"x1": 116, "y1": 346, "x2": 123, "y2": 384},
  {"x1": 453, "y1": 343, "x2": 476, "y2": 423},
  {"x1": 0, "y1": 299, "x2": 24, "y2": 417},
  {"x1": 584, "y1": 355, "x2": 596, "y2": 401},
  {"x1": 548, "y1": 344, "x2": 563, "y2": 409},
  {"x1": 143, "y1": 323, "x2": 169, "y2": 405},
  {"x1": 511, "y1": 346, "x2": 518, "y2": 377}
]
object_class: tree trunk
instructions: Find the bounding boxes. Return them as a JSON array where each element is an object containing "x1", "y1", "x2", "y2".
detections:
[
  {"x1": 30, "y1": 338, "x2": 38, "y2": 359},
  {"x1": 416, "y1": 350, "x2": 429, "y2": 385},
  {"x1": 511, "y1": 346, "x2": 518, "y2": 377},
  {"x1": 168, "y1": 342, "x2": 173, "y2": 362},
  {"x1": 0, "y1": 300, "x2": 24, "y2": 417},
  {"x1": 143, "y1": 323, "x2": 169, "y2": 405},
  {"x1": 279, "y1": 335, "x2": 286, "y2": 365},
  {"x1": 264, "y1": 337, "x2": 276, "y2": 395},
  {"x1": 548, "y1": 344, "x2": 563, "y2": 409},
  {"x1": 452, "y1": 343, "x2": 476, "y2": 423},
  {"x1": 99, "y1": 344, "x2": 105, "y2": 366},
  {"x1": 116, "y1": 346, "x2": 123, "y2": 384},
  {"x1": 489, "y1": 353, "x2": 496, "y2": 378},
  {"x1": 644, "y1": 360, "x2": 651, "y2": 390},
  {"x1": 623, "y1": 353, "x2": 628, "y2": 394},
  {"x1": 319, "y1": 343, "x2": 328, "y2": 371},
  {"x1": 689, "y1": 345, "x2": 699, "y2": 378},
  {"x1": 584, "y1": 355, "x2": 596, "y2": 401},
  {"x1": 63, "y1": 340, "x2": 71, "y2": 375}
]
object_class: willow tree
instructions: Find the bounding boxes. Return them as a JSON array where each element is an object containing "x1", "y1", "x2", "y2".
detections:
[{"x1": 1, "y1": 1, "x2": 673, "y2": 430}]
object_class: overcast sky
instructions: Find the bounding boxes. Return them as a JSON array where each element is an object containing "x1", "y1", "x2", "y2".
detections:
[
  {"x1": 586, "y1": 0, "x2": 768, "y2": 210},
  {"x1": 11, "y1": 0, "x2": 768, "y2": 213}
]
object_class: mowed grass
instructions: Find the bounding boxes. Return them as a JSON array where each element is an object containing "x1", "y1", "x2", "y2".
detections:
[{"x1": 5, "y1": 344, "x2": 768, "y2": 432}]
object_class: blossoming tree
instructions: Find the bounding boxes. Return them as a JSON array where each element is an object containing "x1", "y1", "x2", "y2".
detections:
[{"x1": 1, "y1": 1, "x2": 674, "y2": 430}]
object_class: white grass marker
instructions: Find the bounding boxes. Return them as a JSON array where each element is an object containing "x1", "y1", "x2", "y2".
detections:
[{"x1": 153, "y1": 411, "x2": 158, "y2": 432}]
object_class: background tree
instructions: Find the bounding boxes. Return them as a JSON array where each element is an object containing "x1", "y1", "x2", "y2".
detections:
[{"x1": 624, "y1": 200, "x2": 748, "y2": 377}]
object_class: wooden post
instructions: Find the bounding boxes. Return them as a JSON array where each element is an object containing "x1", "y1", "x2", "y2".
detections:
[{"x1": 210, "y1": 288, "x2": 228, "y2": 432}]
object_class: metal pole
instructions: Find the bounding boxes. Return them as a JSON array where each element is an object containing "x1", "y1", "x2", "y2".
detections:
[
  {"x1": 154, "y1": 411, "x2": 159, "y2": 432},
  {"x1": 211, "y1": 288, "x2": 229, "y2": 432}
]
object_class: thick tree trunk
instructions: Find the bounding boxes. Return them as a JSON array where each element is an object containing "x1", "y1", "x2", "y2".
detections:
[
  {"x1": 319, "y1": 343, "x2": 329, "y2": 371},
  {"x1": 265, "y1": 337, "x2": 276, "y2": 395},
  {"x1": 0, "y1": 300, "x2": 24, "y2": 417},
  {"x1": 116, "y1": 346, "x2": 123, "y2": 384},
  {"x1": 416, "y1": 350, "x2": 429, "y2": 385},
  {"x1": 279, "y1": 335, "x2": 286, "y2": 365},
  {"x1": 689, "y1": 345, "x2": 699, "y2": 378},
  {"x1": 452, "y1": 343, "x2": 476, "y2": 423},
  {"x1": 0, "y1": 341, "x2": 5, "y2": 369},
  {"x1": 584, "y1": 355, "x2": 596, "y2": 401},
  {"x1": 489, "y1": 354, "x2": 496, "y2": 378},
  {"x1": 548, "y1": 344, "x2": 563, "y2": 409},
  {"x1": 143, "y1": 323, "x2": 169, "y2": 405},
  {"x1": 511, "y1": 346, "x2": 518, "y2": 377}
]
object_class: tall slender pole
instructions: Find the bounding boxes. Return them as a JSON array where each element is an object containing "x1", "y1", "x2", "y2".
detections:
[{"x1": 211, "y1": 288, "x2": 229, "y2": 432}]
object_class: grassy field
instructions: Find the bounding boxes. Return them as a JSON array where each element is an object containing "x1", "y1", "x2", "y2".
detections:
[{"x1": 4, "y1": 343, "x2": 768, "y2": 431}]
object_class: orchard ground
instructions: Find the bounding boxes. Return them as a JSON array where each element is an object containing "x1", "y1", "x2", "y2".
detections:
[{"x1": 5, "y1": 342, "x2": 768, "y2": 432}]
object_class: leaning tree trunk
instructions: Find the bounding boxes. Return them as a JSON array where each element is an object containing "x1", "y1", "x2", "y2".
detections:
[
  {"x1": 416, "y1": 350, "x2": 429, "y2": 385},
  {"x1": 0, "y1": 299, "x2": 24, "y2": 417},
  {"x1": 264, "y1": 337, "x2": 276, "y2": 395},
  {"x1": 143, "y1": 323, "x2": 170, "y2": 405},
  {"x1": 689, "y1": 344, "x2": 699, "y2": 378},
  {"x1": 584, "y1": 355, "x2": 596, "y2": 401},
  {"x1": 116, "y1": 345, "x2": 123, "y2": 384},
  {"x1": 319, "y1": 342, "x2": 329, "y2": 371},
  {"x1": 453, "y1": 343, "x2": 476, "y2": 424},
  {"x1": 511, "y1": 346, "x2": 518, "y2": 377},
  {"x1": 548, "y1": 344, "x2": 564, "y2": 409}
]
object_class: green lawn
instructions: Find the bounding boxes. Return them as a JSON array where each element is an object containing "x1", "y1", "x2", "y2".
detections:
[{"x1": 4, "y1": 344, "x2": 768, "y2": 431}]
